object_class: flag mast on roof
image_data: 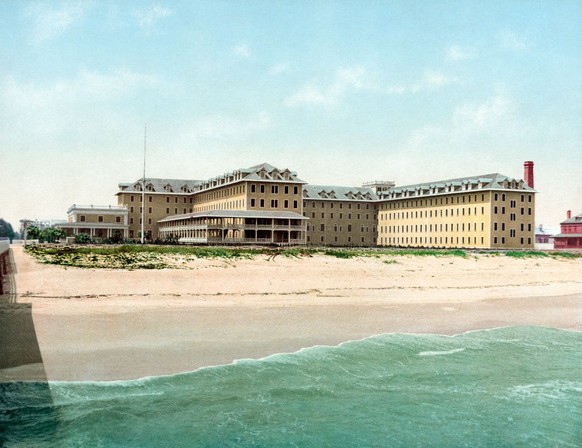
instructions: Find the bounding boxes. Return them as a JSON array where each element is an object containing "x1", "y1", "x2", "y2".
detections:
[{"x1": 141, "y1": 124, "x2": 146, "y2": 244}]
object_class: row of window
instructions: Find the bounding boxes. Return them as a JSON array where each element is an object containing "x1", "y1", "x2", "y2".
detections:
[
  {"x1": 308, "y1": 224, "x2": 375, "y2": 233},
  {"x1": 382, "y1": 206, "x2": 486, "y2": 221},
  {"x1": 494, "y1": 193, "x2": 532, "y2": 203},
  {"x1": 129, "y1": 195, "x2": 193, "y2": 204},
  {"x1": 198, "y1": 185, "x2": 246, "y2": 202},
  {"x1": 308, "y1": 201, "x2": 370, "y2": 210},
  {"x1": 493, "y1": 206, "x2": 532, "y2": 216},
  {"x1": 78, "y1": 215, "x2": 122, "y2": 223},
  {"x1": 250, "y1": 184, "x2": 299, "y2": 195},
  {"x1": 493, "y1": 223, "x2": 533, "y2": 232},
  {"x1": 380, "y1": 236, "x2": 485, "y2": 246},
  {"x1": 307, "y1": 212, "x2": 373, "y2": 221},
  {"x1": 382, "y1": 222, "x2": 485, "y2": 234},
  {"x1": 249, "y1": 198, "x2": 299, "y2": 209},
  {"x1": 380, "y1": 194, "x2": 487, "y2": 210},
  {"x1": 307, "y1": 236, "x2": 370, "y2": 244}
]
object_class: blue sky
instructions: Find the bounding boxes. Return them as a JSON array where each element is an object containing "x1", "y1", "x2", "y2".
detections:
[{"x1": 1, "y1": 0, "x2": 581, "y2": 231}]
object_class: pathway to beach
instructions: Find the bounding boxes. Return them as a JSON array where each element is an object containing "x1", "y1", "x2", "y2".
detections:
[{"x1": 4, "y1": 245, "x2": 582, "y2": 381}]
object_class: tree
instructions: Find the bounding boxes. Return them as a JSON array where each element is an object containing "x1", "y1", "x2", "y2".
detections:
[
  {"x1": 0, "y1": 219, "x2": 15, "y2": 242},
  {"x1": 75, "y1": 233, "x2": 92, "y2": 244},
  {"x1": 25, "y1": 225, "x2": 41, "y2": 240},
  {"x1": 40, "y1": 227, "x2": 66, "y2": 243}
]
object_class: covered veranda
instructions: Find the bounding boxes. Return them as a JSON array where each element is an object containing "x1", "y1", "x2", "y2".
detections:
[{"x1": 158, "y1": 210, "x2": 307, "y2": 245}]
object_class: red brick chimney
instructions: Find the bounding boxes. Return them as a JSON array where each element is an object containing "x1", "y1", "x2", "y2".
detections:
[
  {"x1": 567, "y1": 210, "x2": 572, "y2": 219},
  {"x1": 524, "y1": 161, "x2": 534, "y2": 188}
]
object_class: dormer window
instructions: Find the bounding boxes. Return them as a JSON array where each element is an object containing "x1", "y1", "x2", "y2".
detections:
[
  {"x1": 135, "y1": 183, "x2": 143, "y2": 191},
  {"x1": 181, "y1": 185, "x2": 190, "y2": 193},
  {"x1": 164, "y1": 184, "x2": 173, "y2": 192},
  {"x1": 146, "y1": 183, "x2": 155, "y2": 191}
]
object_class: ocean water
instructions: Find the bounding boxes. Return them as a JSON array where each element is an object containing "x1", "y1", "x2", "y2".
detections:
[{"x1": 2, "y1": 326, "x2": 581, "y2": 447}]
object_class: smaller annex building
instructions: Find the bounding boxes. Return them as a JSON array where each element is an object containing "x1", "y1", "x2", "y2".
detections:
[
  {"x1": 553, "y1": 211, "x2": 582, "y2": 250},
  {"x1": 56, "y1": 204, "x2": 129, "y2": 241}
]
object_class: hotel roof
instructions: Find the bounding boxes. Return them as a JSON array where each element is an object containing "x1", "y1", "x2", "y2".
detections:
[
  {"x1": 303, "y1": 185, "x2": 379, "y2": 201},
  {"x1": 158, "y1": 210, "x2": 308, "y2": 223},
  {"x1": 383, "y1": 172, "x2": 535, "y2": 200}
]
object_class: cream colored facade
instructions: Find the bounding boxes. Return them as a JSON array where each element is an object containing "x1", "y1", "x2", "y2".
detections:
[
  {"x1": 303, "y1": 186, "x2": 378, "y2": 246},
  {"x1": 377, "y1": 175, "x2": 535, "y2": 249},
  {"x1": 56, "y1": 205, "x2": 129, "y2": 240},
  {"x1": 110, "y1": 162, "x2": 537, "y2": 249}
]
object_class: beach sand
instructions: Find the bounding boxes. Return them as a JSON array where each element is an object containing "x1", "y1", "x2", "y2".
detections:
[{"x1": 3, "y1": 245, "x2": 581, "y2": 381}]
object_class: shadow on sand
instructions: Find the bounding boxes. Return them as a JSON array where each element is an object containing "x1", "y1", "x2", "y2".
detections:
[{"x1": 0, "y1": 248, "x2": 59, "y2": 446}]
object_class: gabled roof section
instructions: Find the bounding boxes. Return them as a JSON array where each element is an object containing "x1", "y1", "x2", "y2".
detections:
[
  {"x1": 195, "y1": 162, "x2": 305, "y2": 193},
  {"x1": 303, "y1": 185, "x2": 379, "y2": 201},
  {"x1": 383, "y1": 172, "x2": 535, "y2": 200},
  {"x1": 117, "y1": 178, "x2": 202, "y2": 194}
]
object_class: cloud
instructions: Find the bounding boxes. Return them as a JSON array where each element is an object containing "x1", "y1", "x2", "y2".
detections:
[
  {"x1": 0, "y1": 69, "x2": 160, "y2": 137},
  {"x1": 385, "y1": 70, "x2": 457, "y2": 95},
  {"x1": 446, "y1": 45, "x2": 475, "y2": 61},
  {"x1": 497, "y1": 30, "x2": 529, "y2": 51},
  {"x1": 233, "y1": 43, "x2": 251, "y2": 59},
  {"x1": 26, "y1": 1, "x2": 91, "y2": 43},
  {"x1": 194, "y1": 112, "x2": 272, "y2": 138},
  {"x1": 285, "y1": 66, "x2": 458, "y2": 107},
  {"x1": 133, "y1": 5, "x2": 172, "y2": 32},
  {"x1": 269, "y1": 62, "x2": 290, "y2": 76},
  {"x1": 284, "y1": 66, "x2": 367, "y2": 107},
  {"x1": 406, "y1": 93, "x2": 518, "y2": 153}
]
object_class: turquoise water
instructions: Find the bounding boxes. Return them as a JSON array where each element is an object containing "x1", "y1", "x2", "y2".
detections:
[{"x1": 2, "y1": 326, "x2": 581, "y2": 447}]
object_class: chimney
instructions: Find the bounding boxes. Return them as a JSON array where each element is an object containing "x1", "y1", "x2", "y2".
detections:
[
  {"x1": 524, "y1": 161, "x2": 534, "y2": 188},
  {"x1": 567, "y1": 210, "x2": 572, "y2": 219}
]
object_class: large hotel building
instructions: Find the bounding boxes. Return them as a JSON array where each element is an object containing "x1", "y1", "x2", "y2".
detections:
[{"x1": 59, "y1": 161, "x2": 537, "y2": 249}]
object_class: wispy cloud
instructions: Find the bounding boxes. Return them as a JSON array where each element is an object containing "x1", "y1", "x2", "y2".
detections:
[
  {"x1": 26, "y1": 1, "x2": 91, "y2": 43},
  {"x1": 385, "y1": 70, "x2": 457, "y2": 95},
  {"x1": 133, "y1": 5, "x2": 172, "y2": 32},
  {"x1": 192, "y1": 112, "x2": 272, "y2": 139},
  {"x1": 269, "y1": 62, "x2": 290, "y2": 76},
  {"x1": 286, "y1": 66, "x2": 458, "y2": 107},
  {"x1": 233, "y1": 43, "x2": 251, "y2": 59},
  {"x1": 446, "y1": 45, "x2": 475, "y2": 61},
  {"x1": 406, "y1": 92, "x2": 518, "y2": 153},
  {"x1": 284, "y1": 67, "x2": 367, "y2": 107},
  {"x1": 0, "y1": 69, "x2": 160, "y2": 136},
  {"x1": 497, "y1": 30, "x2": 530, "y2": 51}
]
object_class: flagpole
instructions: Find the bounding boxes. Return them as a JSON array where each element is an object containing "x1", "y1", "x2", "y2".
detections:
[{"x1": 141, "y1": 124, "x2": 146, "y2": 244}]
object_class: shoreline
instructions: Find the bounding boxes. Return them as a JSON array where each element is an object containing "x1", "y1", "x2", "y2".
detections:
[{"x1": 1, "y1": 245, "x2": 581, "y2": 382}]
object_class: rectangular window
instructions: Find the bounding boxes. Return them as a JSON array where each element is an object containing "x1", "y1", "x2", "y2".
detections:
[
  {"x1": 320, "y1": 224, "x2": 325, "y2": 231},
  {"x1": 130, "y1": 195, "x2": 134, "y2": 202},
  {"x1": 250, "y1": 198, "x2": 256, "y2": 207},
  {"x1": 149, "y1": 196, "x2": 152, "y2": 203},
  {"x1": 293, "y1": 201, "x2": 298, "y2": 208},
  {"x1": 285, "y1": 186, "x2": 289, "y2": 194},
  {"x1": 284, "y1": 200, "x2": 289, "y2": 208},
  {"x1": 271, "y1": 185, "x2": 278, "y2": 194},
  {"x1": 166, "y1": 208, "x2": 170, "y2": 214},
  {"x1": 260, "y1": 185, "x2": 265, "y2": 193},
  {"x1": 116, "y1": 216, "x2": 121, "y2": 223},
  {"x1": 251, "y1": 184, "x2": 256, "y2": 193},
  {"x1": 260, "y1": 199, "x2": 265, "y2": 207},
  {"x1": 294, "y1": 186, "x2": 298, "y2": 194},
  {"x1": 97, "y1": 216, "x2": 103, "y2": 222},
  {"x1": 80, "y1": 215, "x2": 86, "y2": 222},
  {"x1": 166, "y1": 197, "x2": 170, "y2": 203}
]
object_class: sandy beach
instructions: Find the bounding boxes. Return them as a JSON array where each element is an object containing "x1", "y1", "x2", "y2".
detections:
[{"x1": 2, "y1": 245, "x2": 581, "y2": 381}]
